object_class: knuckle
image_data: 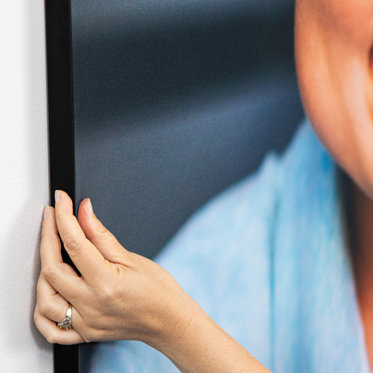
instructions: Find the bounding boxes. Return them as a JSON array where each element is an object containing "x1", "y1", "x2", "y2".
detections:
[
  {"x1": 80, "y1": 332, "x2": 92, "y2": 344},
  {"x1": 98, "y1": 282, "x2": 117, "y2": 304},
  {"x1": 42, "y1": 264, "x2": 57, "y2": 281},
  {"x1": 96, "y1": 224, "x2": 116, "y2": 243},
  {"x1": 83, "y1": 321, "x2": 105, "y2": 341},
  {"x1": 95, "y1": 222, "x2": 117, "y2": 243},
  {"x1": 97, "y1": 223, "x2": 109, "y2": 236},
  {"x1": 63, "y1": 235, "x2": 81, "y2": 255},
  {"x1": 100, "y1": 284, "x2": 114, "y2": 301},
  {"x1": 46, "y1": 330, "x2": 58, "y2": 344},
  {"x1": 38, "y1": 298, "x2": 53, "y2": 317},
  {"x1": 80, "y1": 327, "x2": 98, "y2": 344},
  {"x1": 79, "y1": 318, "x2": 101, "y2": 340}
]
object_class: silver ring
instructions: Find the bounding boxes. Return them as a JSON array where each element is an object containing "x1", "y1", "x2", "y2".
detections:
[{"x1": 57, "y1": 304, "x2": 73, "y2": 330}]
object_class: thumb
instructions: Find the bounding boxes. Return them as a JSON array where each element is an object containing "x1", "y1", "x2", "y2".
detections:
[{"x1": 78, "y1": 198, "x2": 131, "y2": 263}]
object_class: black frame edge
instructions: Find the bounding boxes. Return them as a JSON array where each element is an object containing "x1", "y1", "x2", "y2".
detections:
[{"x1": 45, "y1": 0, "x2": 79, "y2": 371}]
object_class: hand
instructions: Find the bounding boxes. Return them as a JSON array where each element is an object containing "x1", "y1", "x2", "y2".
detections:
[
  {"x1": 33, "y1": 190, "x2": 195, "y2": 346},
  {"x1": 34, "y1": 190, "x2": 270, "y2": 372}
]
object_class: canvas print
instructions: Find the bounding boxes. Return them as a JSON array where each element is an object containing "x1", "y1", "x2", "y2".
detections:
[{"x1": 34, "y1": 0, "x2": 373, "y2": 372}]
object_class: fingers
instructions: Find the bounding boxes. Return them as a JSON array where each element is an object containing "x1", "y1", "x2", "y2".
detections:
[
  {"x1": 34, "y1": 304, "x2": 84, "y2": 345},
  {"x1": 40, "y1": 206, "x2": 62, "y2": 267},
  {"x1": 41, "y1": 206, "x2": 83, "y2": 301},
  {"x1": 35, "y1": 277, "x2": 85, "y2": 345},
  {"x1": 37, "y1": 277, "x2": 72, "y2": 323},
  {"x1": 42, "y1": 262, "x2": 88, "y2": 306},
  {"x1": 77, "y1": 198, "x2": 132, "y2": 264},
  {"x1": 54, "y1": 190, "x2": 108, "y2": 282}
]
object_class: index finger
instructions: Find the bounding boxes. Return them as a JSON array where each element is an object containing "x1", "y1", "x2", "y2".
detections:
[{"x1": 54, "y1": 190, "x2": 108, "y2": 283}]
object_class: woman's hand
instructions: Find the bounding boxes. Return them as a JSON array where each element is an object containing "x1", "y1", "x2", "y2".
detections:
[
  {"x1": 33, "y1": 190, "x2": 194, "y2": 346},
  {"x1": 34, "y1": 190, "x2": 270, "y2": 372}
]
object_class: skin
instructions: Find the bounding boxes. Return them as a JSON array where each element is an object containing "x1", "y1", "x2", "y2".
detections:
[
  {"x1": 295, "y1": 0, "x2": 373, "y2": 368},
  {"x1": 34, "y1": 190, "x2": 269, "y2": 373},
  {"x1": 34, "y1": 1, "x2": 373, "y2": 371}
]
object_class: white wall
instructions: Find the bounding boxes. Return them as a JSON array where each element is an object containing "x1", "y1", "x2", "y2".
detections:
[{"x1": 0, "y1": 1, "x2": 53, "y2": 372}]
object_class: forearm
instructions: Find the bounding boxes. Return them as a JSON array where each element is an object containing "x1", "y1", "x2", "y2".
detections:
[
  {"x1": 36, "y1": 192, "x2": 271, "y2": 370},
  {"x1": 151, "y1": 297, "x2": 271, "y2": 373}
]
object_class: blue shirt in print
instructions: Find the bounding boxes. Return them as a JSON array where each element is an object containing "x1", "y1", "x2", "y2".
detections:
[{"x1": 81, "y1": 117, "x2": 370, "y2": 373}]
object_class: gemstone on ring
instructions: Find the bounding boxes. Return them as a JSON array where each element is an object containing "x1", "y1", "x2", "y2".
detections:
[{"x1": 57, "y1": 304, "x2": 73, "y2": 330}]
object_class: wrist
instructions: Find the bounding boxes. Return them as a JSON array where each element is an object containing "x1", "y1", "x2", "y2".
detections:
[{"x1": 146, "y1": 291, "x2": 203, "y2": 354}]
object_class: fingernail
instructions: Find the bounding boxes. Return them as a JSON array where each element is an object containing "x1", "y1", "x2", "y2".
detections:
[
  {"x1": 87, "y1": 198, "x2": 93, "y2": 216},
  {"x1": 43, "y1": 206, "x2": 50, "y2": 220},
  {"x1": 55, "y1": 190, "x2": 61, "y2": 203}
]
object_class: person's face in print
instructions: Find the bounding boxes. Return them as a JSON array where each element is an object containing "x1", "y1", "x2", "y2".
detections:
[{"x1": 295, "y1": 0, "x2": 373, "y2": 198}]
